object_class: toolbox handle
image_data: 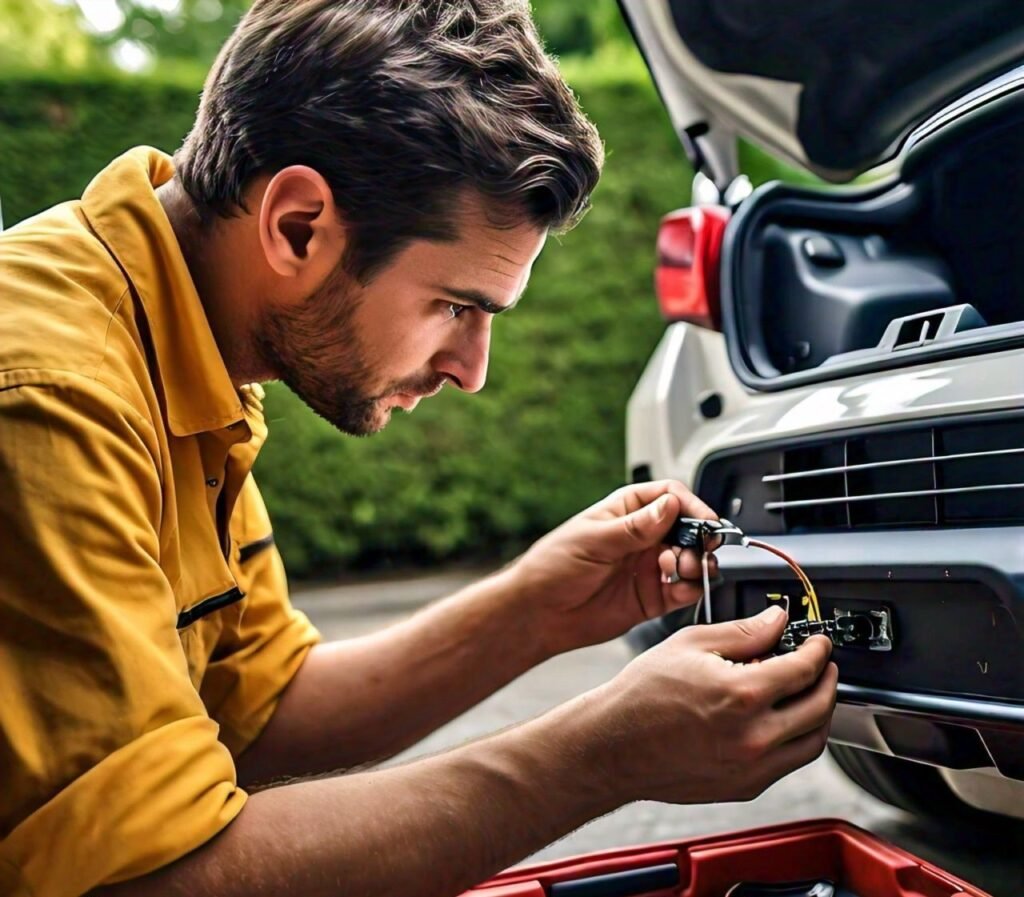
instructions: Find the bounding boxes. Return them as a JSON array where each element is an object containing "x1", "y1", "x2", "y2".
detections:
[{"x1": 548, "y1": 863, "x2": 679, "y2": 897}]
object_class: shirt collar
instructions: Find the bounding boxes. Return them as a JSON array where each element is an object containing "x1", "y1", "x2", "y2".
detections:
[{"x1": 81, "y1": 146, "x2": 246, "y2": 437}]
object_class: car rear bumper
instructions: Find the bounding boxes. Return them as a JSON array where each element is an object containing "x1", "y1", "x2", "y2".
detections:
[{"x1": 626, "y1": 322, "x2": 1024, "y2": 491}]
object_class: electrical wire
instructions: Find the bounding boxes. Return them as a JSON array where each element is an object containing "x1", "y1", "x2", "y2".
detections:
[
  {"x1": 746, "y1": 538, "x2": 821, "y2": 621},
  {"x1": 701, "y1": 549, "x2": 712, "y2": 624},
  {"x1": 673, "y1": 523, "x2": 820, "y2": 627},
  {"x1": 677, "y1": 547, "x2": 715, "y2": 624}
]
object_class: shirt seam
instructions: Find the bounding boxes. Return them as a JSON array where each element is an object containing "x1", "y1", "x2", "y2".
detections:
[
  {"x1": 0, "y1": 369, "x2": 160, "y2": 448},
  {"x1": 89, "y1": 286, "x2": 132, "y2": 384}
]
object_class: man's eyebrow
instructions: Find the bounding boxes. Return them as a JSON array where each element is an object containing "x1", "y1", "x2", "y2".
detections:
[{"x1": 437, "y1": 285, "x2": 521, "y2": 315}]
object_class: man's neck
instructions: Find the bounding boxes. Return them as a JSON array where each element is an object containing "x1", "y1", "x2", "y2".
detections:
[{"x1": 157, "y1": 178, "x2": 269, "y2": 386}]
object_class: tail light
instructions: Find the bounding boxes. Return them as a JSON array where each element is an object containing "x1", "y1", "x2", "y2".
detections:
[{"x1": 655, "y1": 205, "x2": 730, "y2": 329}]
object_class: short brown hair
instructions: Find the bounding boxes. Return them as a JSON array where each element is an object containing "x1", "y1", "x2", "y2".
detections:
[{"x1": 176, "y1": 0, "x2": 604, "y2": 281}]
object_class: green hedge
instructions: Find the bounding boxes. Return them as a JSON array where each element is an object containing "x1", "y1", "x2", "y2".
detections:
[{"x1": 0, "y1": 67, "x2": 794, "y2": 577}]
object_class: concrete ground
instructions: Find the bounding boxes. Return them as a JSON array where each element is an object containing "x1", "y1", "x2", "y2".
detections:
[{"x1": 293, "y1": 571, "x2": 1023, "y2": 896}]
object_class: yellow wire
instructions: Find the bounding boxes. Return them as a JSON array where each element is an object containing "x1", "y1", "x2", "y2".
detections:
[{"x1": 747, "y1": 539, "x2": 821, "y2": 621}]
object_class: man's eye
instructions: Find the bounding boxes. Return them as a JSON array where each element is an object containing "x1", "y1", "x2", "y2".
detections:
[{"x1": 446, "y1": 302, "x2": 470, "y2": 320}]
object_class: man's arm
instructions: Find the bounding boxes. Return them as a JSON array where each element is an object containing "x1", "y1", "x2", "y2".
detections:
[
  {"x1": 98, "y1": 609, "x2": 837, "y2": 897},
  {"x1": 235, "y1": 566, "x2": 542, "y2": 786},
  {"x1": 236, "y1": 480, "x2": 719, "y2": 787},
  {"x1": 0, "y1": 379, "x2": 247, "y2": 897}
]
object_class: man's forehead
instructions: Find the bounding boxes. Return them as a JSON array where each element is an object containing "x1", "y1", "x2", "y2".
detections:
[{"x1": 393, "y1": 214, "x2": 546, "y2": 305}]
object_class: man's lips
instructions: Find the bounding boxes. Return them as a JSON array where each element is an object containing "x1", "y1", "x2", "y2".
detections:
[
  {"x1": 390, "y1": 382, "x2": 445, "y2": 410},
  {"x1": 391, "y1": 393, "x2": 420, "y2": 411}
]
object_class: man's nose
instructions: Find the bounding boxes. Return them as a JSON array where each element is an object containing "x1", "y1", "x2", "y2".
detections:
[{"x1": 436, "y1": 318, "x2": 491, "y2": 394}]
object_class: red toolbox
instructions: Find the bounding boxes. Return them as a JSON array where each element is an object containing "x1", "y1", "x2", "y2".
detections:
[{"x1": 465, "y1": 819, "x2": 989, "y2": 897}]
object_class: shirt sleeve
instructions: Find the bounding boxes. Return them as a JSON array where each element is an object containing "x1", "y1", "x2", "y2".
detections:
[
  {"x1": 0, "y1": 375, "x2": 247, "y2": 897},
  {"x1": 200, "y1": 475, "x2": 321, "y2": 757}
]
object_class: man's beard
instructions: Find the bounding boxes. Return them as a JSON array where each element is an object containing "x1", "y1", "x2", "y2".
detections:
[{"x1": 256, "y1": 267, "x2": 444, "y2": 436}]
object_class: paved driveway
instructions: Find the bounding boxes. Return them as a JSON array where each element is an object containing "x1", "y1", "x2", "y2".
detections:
[{"x1": 294, "y1": 572, "x2": 1023, "y2": 896}]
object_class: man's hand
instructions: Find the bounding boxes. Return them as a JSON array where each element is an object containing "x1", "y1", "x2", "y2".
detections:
[
  {"x1": 511, "y1": 479, "x2": 718, "y2": 657},
  {"x1": 98, "y1": 604, "x2": 835, "y2": 897},
  {"x1": 585, "y1": 605, "x2": 838, "y2": 805}
]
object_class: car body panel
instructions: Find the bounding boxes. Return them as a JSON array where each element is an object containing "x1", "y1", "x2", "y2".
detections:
[{"x1": 627, "y1": 323, "x2": 1024, "y2": 487}]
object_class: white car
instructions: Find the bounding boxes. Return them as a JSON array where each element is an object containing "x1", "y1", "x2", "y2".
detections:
[{"x1": 621, "y1": 0, "x2": 1024, "y2": 828}]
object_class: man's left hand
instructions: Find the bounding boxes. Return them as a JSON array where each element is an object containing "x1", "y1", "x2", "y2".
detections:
[{"x1": 510, "y1": 480, "x2": 719, "y2": 657}]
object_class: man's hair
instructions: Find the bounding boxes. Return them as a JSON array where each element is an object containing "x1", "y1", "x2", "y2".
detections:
[{"x1": 176, "y1": 0, "x2": 604, "y2": 282}]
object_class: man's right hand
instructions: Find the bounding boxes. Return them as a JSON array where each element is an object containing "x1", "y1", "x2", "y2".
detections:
[
  {"x1": 94, "y1": 606, "x2": 836, "y2": 897},
  {"x1": 586, "y1": 605, "x2": 838, "y2": 806}
]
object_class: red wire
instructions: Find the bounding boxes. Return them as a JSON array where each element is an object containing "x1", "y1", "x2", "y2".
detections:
[{"x1": 746, "y1": 538, "x2": 819, "y2": 618}]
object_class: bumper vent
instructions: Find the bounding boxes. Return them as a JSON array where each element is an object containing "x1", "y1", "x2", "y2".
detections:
[{"x1": 696, "y1": 414, "x2": 1024, "y2": 534}]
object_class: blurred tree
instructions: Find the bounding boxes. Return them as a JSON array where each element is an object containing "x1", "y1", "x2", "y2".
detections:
[
  {"x1": 0, "y1": 0, "x2": 95, "y2": 70},
  {"x1": 66, "y1": 0, "x2": 632, "y2": 73},
  {"x1": 529, "y1": 0, "x2": 632, "y2": 58},
  {"x1": 93, "y1": 0, "x2": 249, "y2": 69}
]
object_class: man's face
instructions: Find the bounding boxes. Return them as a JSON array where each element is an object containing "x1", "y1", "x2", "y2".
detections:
[{"x1": 256, "y1": 199, "x2": 546, "y2": 435}]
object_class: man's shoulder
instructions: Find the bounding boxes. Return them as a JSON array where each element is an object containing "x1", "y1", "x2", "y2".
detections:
[{"x1": 0, "y1": 201, "x2": 153, "y2": 418}]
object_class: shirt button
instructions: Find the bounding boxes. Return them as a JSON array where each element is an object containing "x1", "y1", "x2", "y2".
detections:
[{"x1": 206, "y1": 477, "x2": 219, "y2": 488}]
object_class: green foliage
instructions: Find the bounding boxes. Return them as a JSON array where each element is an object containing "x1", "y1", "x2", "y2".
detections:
[
  {"x1": 0, "y1": 65, "x2": 792, "y2": 577},
  {"x1": 0, "y1": 0, "x2": 96, "y2": 70},
  {"x1": 530, "y1": 0, "x2": 633, "y2": 59},
  {"x1": 0, "y1": 73, "x2": 200, "y2": 226},
  {"x1": 99, "y1": 0, "x2": 249, "y2": 69},
  {"x1": 80, "y1": 0, "x2": 631, "y2": 74}
]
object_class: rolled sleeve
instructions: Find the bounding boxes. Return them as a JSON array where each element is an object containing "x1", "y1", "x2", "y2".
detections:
[
  {"x1": 0, "y1": 377, "x2": 246, "y2": 896},
  {"x1": 1, "y1": 718, "x2": 244, "y2": 896}
]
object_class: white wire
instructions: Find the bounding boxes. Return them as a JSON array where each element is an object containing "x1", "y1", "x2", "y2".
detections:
[{"x1": 701, "y1": 549, "x2": 713, "y2": 624}]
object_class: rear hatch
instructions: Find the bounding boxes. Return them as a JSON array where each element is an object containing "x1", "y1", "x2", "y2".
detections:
[{"x1": 622, "y1": 0, "x2": 1024, "y2": 388}]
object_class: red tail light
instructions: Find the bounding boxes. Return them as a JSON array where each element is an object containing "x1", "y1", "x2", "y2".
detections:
[{"x1": 655, "y1": 205, "x2": 730, "y2": 329}]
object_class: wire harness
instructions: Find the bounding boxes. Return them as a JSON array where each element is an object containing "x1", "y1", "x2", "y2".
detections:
[{"x1": 666, "y1": 517, "x2": 821, "y2": 625}]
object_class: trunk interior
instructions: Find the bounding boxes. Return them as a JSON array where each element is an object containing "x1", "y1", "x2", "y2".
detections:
[{"x1": 724, "y1": 86, "x2": 1024, "y2": 388}]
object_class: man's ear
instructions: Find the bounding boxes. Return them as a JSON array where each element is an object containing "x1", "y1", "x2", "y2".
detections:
[{"x1": 258, "y1": 166, "x2": 343, "y2": 278}]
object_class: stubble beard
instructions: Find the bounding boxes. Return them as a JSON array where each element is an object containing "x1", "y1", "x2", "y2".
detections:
[{"x1": 257, "y1": 269, "x2": 393, "y2": 436}]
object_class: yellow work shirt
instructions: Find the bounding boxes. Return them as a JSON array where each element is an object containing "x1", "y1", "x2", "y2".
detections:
[{"x1": 0, "y1": 147, "x2": 321, "y2": 896}]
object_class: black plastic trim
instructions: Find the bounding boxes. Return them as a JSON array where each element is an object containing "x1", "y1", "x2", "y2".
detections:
[
  {"x1": 239, "y1": 533, "x2": 275, "y2": 563},
  {"x1": 630, "y1": 464, "x2": 653, "y2": 484},
  {"x1": 719, "y1": 82, "x2": 1024, "y2": 392},
  {"x1": 176, "y1": 586, "x2": 245, "y2": 629},
  {"x1": 720, "y1": 179, "x2": 1024, "y2": 392},
  {"x1": 902, "y1": 74, "x2": 1024, "y2": 179},
  {"x1": 693, "y1": 406, "x2": 1024, "y2": 518},
  {"x1": 549, "y1": 863, "x2": 679, "y2": 897}
]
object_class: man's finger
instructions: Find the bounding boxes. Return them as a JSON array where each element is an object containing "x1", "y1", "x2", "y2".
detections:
[
  {"x1": 687, "y1": 605, "x2": 789, "y2": 661},
  {"x1": 600, "y1": 479, "x2": 717, "y2": 522},
  {"x1": 597, "y1": 491, "x2": 682, "y2": 554},
  {"x1": 751, "y1": 635, "x2": 834, "y2": 704},
  {"x1": 763, "y1": 661, "x2": 838, "y2": 748},
  {"x1": 661, "y1": 577, "x2": 704, "y2": 610},
  {"x1": 751, "y1": 724, "x2": 831, "y2": 793},
  {"x1": 659, "y1": 547, "x2": 718, "y2": 582}
]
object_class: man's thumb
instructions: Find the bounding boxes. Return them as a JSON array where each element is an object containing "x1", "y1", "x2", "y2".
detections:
[
  {"x1": 697, "y1": 605, "x2": 788, "y2": 661},
  {"x1": 613, "y1": 493, "x2": 677, "y2": 550}
]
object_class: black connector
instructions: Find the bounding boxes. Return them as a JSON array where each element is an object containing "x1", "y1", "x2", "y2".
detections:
[
  {"x1": 665, "y1": 517, "x2": 745, "y2": 552},
  {"x1": 774, "y1": 608, "x2": 894, "y2": 654}
]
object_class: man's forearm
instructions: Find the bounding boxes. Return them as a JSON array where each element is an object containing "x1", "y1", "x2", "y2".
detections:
[
  {"x1": 96, "y1": 688, "x2": 616, "y2": 897},
  {"x1": 237, "y1": 566, "x2": 549, "y2": 785}
]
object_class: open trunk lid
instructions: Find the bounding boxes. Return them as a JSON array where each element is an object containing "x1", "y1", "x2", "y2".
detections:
[{"x1": 621, "y1": 0, "x2": 1024, "y2": 185}]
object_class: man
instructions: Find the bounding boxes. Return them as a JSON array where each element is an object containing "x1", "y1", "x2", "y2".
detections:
[{"x1": 0, "y1": 1, "x2": 837, "y2": 895}]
